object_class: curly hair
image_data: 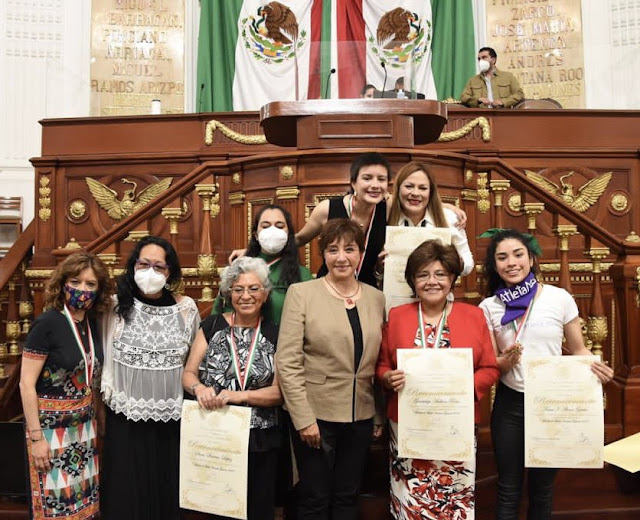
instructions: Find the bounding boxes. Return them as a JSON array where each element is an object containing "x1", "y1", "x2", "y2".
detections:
[
  {"x1": 115, "y1": 235, "x2": 182, "y2": 321},
  {"x1": 44, "y1": 252, "x2": 112, "y2": 314},
  {"x1": 246, "y1": 204, "x2": 302, "y2": 289},
  {"x1": 388, "y1": 161, "x2": 447, "y2": 227},
  {"x1": 214, "y1": 257, "x2": 272, "y2": 315},
  {"x1": 483, "y1": 228, "x2": 540, "y2": 297}
]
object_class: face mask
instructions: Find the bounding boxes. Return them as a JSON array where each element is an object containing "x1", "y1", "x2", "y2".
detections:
[
  {"x1": 478, "y1": 59, "x2": 491, "y2": 73},
  {"x1": 134, "y1": 268, "x2": 167, "y2": 295},
  {"x1": 64, "y1": 285, "x2": 97, "y2": 311},
  {"x1": 258, "y1": 226, "x2": 289, "y2": 255}
]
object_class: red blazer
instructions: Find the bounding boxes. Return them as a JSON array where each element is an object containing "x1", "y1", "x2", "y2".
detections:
[{"x1": 376, "y1": 301, "x2": 499, "y2": 423}]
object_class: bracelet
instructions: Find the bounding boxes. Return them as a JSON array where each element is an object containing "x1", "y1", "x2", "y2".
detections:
[
  {"x1": 190, "y1": 383, "x2": 201, "y2": 395},
  {"x1": 31, "y1": 436, "x2": 45, "y2": 443}
]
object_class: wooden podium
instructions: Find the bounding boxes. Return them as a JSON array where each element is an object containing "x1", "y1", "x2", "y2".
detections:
[{"x1": 260, "y1": 99, "x2": 447, "y2": 149}]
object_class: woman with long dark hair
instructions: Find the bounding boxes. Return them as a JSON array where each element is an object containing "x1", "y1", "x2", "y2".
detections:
[
  {"x1": 479, "y1": 228, "x2": 613, "y2": 519},
  {"x1": 215, "y1": 204, "x2": 312, "y2": 324},
  {"x1": 100, "y1": 236, "x2": 200, "y2": 520}
]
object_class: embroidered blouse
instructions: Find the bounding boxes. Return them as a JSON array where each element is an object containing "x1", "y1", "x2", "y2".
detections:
[{"x1": 102, "y1": 295, "x2": 200, "y2": 422}]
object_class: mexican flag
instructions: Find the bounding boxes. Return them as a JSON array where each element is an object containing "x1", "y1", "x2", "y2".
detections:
[{"x1": 197, "y1": 0, "x2": 475, "y2": 111}]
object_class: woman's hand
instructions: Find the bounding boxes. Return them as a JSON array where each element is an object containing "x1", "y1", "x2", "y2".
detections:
[
  {"x1": 31, "y1": 438, "x2": 52, "y2": 472},
  {"x1": 500, "y1": 343, "x2": 522, "y2": 370},
  {"x1": 373, "y1": 424, "x2": 384, "y2": 439},
  {"x1": 299, "y1": 423, "x2": 321, "y2": 449},
  {"x1": 591, "y1": 360, "x2": 614, "y2": 385},
  {"x1": 213, "y1": 389, "x2": 245, "y2": 408},
  {"x1": 228, "y1": 248, "x2": 247, "y2": 263},
  {"x1": 382, "y1": 369, "x2": 405, "y2": 392},
  {"x1": 195, "y1": 385, "x2": 217, "y2": 410}
]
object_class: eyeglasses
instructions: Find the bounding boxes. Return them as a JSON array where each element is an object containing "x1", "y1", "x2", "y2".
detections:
[
  {"x1": 230, "y1": 285, "x2": 265, "y2": 296},
  {"x1": 135, "y1": 260, "x2": 169, "y2": 273},
  {"x1": 415, "y1": 271, "x2": 449, "y2": 282}
]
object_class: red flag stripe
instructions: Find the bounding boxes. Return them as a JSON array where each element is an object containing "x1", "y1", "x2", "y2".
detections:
[{"x1": 336, "y1": 0, "x2": 365, "y2": 99}]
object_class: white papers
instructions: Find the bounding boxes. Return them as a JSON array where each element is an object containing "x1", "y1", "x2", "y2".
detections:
[
  {"x1": 180, "y1": 401, "x2": 252, "y2": 519},
  {"x1": 383, "y1": 226, "x2": 451, "y2": 312},
  {"x1": 397, "y1": 348, "x2": 475, "y2": 461},
  {"x1": 604, "y1": 432, "x2": 640, "y2": 473},
  {"x1": 524, "y1": 356, "x2": 604, "y2": 468}
]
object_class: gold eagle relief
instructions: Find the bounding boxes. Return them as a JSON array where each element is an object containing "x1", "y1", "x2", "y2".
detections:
[
  {"x1": 524, "y1": 170, "x2": 612, "y2": 212},
  {"x1": 86, "y1": 177, "x2": 173, "y2": 221}
]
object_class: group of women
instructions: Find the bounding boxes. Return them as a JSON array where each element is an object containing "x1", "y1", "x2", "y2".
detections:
[{"x1": 20, "y1": 152, "x2": 613, "y2": 520}]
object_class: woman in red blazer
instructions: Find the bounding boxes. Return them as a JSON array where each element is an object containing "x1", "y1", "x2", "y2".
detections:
[{"x1": 376, "y1": 240, "x2": 499, "y2": 519}]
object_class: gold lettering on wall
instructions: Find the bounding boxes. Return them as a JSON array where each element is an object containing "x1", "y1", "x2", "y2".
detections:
[
  {"x1": 487, "y1": 0, "x2": 584, "y2": 108},
  {"x1": 90, "y1": 0, "x2": 185, "y2": 116}
]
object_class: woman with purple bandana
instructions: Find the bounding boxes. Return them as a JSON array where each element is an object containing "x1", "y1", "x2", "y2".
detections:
[
  {"x1": 479, "y1": 229, "x2": 613, "y2": 520},
  {"x1": 19, "y1": 252, "x2": 112, "y2": 520}
]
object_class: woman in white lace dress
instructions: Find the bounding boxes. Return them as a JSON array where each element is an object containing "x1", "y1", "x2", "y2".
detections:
[{"x1": 100, "y1": 236, "x2": 200, "y2": 520}]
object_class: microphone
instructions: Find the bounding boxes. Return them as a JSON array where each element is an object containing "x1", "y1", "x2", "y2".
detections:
[
  {"x1": 323, "y1": 68, "x2": 336, "y2": 99},
  {"x1": 198, "y1": 83, "x2": 205, "y2": 112},
  {"x1": 380, "y1": 61, "x2": 388, "y2": 98}
]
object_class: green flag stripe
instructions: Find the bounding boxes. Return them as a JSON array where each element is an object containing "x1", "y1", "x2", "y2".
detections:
[
  {"x1": 430, "y1": 0, "x2": 476, "y2": 101},
  {"x1": 320, "y1": 0, "x2": 332, "y2": 98},
  {"x1": 197, "y1": 0, "x2": 244, "y2": 112}
]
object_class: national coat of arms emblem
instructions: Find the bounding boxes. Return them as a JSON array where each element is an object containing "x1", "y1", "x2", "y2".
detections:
[
  {"x1": 242, "y1": 1, "x2": 307, "y2": 63},
  {"x1": 369, "y1": 7, "x2": 431, "y2": 69}
]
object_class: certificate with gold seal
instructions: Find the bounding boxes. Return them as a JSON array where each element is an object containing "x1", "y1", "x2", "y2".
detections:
[
  {"x1": 180, "y1": 401, "x2": 252, "y2": 519},
  {"x1": 383, "y1": 226, "x2": 451, "y2": 312},
  {"x1": 524, "y1": 356, "x2": 604, "y2": 468},
  {"x1": 397, "y1": 348, "x2": 475, "y2": 461}
]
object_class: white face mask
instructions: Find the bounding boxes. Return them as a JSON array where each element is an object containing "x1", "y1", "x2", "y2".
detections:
[
  {"x1": 258, "y1": 226, "x2": 289, "y2": 255},
  {"x1": 134, "y1": 268, "x2": 167, "y2": 295},
  {"x1": 478, "y1": 59, "x2": 491, "y2": 73}
]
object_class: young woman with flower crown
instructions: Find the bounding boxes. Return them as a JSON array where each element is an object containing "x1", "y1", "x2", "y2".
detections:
[
  {"x1": 20, "y1": 252, "x2": 112, "y2": 520},
  {"x1": 479, "y1": 228, "x2": 613, "y2": 520},
  {"x1": 100, "y1": 236, "x2": 200, "y2": 520}
]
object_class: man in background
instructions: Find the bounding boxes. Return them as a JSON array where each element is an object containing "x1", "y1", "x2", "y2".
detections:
[{"x1": 460, "y1": 47, "x2": 524, "y2": 108}]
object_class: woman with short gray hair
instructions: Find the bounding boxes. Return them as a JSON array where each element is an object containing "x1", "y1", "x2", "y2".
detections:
[{"x1": 183, "y1": 256, "x2": 282, "y2": 520}]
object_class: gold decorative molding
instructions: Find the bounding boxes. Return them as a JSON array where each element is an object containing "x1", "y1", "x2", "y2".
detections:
[
  {"x1": 247, "y1": 198, "x2": 274, "y2": 242},
  {"x1": 161, "y1": 207, "x2": 183, "y2": 235},
  {"x1": 38, "y1": 176, "x2": 51, "y2": 221},
  {"x1": 276, "y1": 186, "x2": 300, "y2": 200},
  {"x1": 195, "y1": 183, "x2": 220, "y2": 219},
  {"x1": 465, "y1": 170, "x2": 473, "y2": 183},
  {"x1": 507, "y1": 193, "x2": 521, "y2": 213},
  {"x1": 523, "y1": 202, "x2": 545, "y2": 232},
  {"x1": 610, "y1": 193, "x2": 628, "y2": 212},
  {"x1": 25, "y1": 269, "x2": 54, "y2": 279},
  {"x1": 204, "y1": 119, "x2": 267, "y2": 146},
  {"x1": 525, "y1": 170, "x2": 612, "y2": 212},
  {"x1": 232, "y1": 172, "x2": 241, "y2": 184},
  {"x1": 229, "y1": 192, "x2": 246, "y2": 206},
  {"x1": 553, "y1": 224, "x2": 578, "y2": 251},
  {"x1": 61, "y1": 238, "x2": 82, "y2": 250},
  {"x1": 280, "y1": 165, "x2": 294, "y2": 181},
  {"x1": 460, "y1": 189, "x2": 477, "y2": 202},
  {"x1": 611, "y1": 299, "x2": 616, "y2": 368},
  {"x1": 586, "y1": 316, "x2": 607, "y2": 359},
  {"x1": 476, "y1": 172, "x2": 490, "y2": 213},
  {"x1": 97, "y1": 253, "x2": 120, "y2": 279},
  {"x1": 124, "y1": 230, "x2": 150, "y2": 242},
  {"x1": 477, "y1": 262, "x2": 613, "y2": 274},
  {"x1": 441, "y1": 195, "x2": 460, "y2": 207},
  {"x1": 489, "y1": 179, "x2": 510, "y2": 208},
  {"x1": 587, "y1": 248, "x2": 610, "y2": 274},
  {"x1": 197, "y1": 254, "x2": 217, "y2": 302},
  {"x1": 68, "y1": 199, "x2": 87, "y2": 220},
  {"x1": 438, "y1": 117, "x2": 491, "y2": 142},
  {"x1": 86, "y1": 177, "x2": 173, "y2": 221},
  {"x1": 625, "y1": 231, "x2": 640, "y2": 243}
]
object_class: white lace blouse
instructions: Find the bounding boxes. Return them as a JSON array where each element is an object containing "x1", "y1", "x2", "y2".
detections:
[{"x1": 101, "y1": 296, "x2": 200, "y2": 422}]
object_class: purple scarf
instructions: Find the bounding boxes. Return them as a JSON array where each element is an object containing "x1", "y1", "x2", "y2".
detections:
[{"x1": 495, "y1": 272, "x2": 538, "y2": 325}]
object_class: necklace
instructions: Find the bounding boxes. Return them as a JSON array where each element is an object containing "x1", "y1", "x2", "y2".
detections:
[{"x1": 324, "y1": 277, "x2": 360, "y2": 305}]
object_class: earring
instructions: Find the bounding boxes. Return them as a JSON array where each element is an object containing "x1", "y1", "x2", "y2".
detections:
[{"x1": 164, "y1": 283, "x2": 170, "y2": 290}]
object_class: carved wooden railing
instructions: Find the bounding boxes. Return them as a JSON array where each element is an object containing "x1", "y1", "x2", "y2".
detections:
[{"x1": 0, "y1": 222, "x2": 35, "y2": 421}]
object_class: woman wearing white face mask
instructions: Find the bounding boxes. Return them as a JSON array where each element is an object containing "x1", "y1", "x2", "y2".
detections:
[
  {"x1": 214, "y1": 204, "x2": 312, "y2": 325},
  {"x1": 100, "y1": 236, "x2": 200, "y2": 520}
]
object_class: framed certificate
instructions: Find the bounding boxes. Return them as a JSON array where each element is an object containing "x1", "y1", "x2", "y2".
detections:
[
  {"x1": 179, "y1": 401, "x2": 252, "y2": 519},
  {"x1": 397, "y1": 348, "x2": 475, "y2": 461},
  {"x1": 524, "y1": 356, "x2": 604, "y2": 468},
  {"x1": 383, "y1": 226, "x2": 451, "y2": 312}
]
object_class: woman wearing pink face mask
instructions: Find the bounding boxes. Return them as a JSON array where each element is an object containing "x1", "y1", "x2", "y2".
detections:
[
  {"x1": 100, "y1": 236, "x2": 200, "y2": 520},
  {"x1": 20, "y1": 252, "x2": 112, "y2": 520}
]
